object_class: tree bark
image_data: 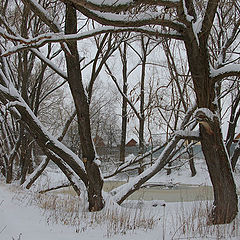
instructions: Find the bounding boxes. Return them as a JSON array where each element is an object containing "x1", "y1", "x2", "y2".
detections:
[
  {"x1": 181, "y1": 0, "x2": 238, "y2": 220},
  {"x1": 184, "y1": 35, "x2": 238, "y2": 223},
  {"x1": 64, "y1": 3, "x2": 104, "y2": 211},
  {"x1": 187, "y1": 141, "x2": 196, "y2": 177},
  {"x1": 189, "y1": 158, "x2": 196, "y2": 177},
  {"x1": 6, "y1": 136, "x2": 21, "y2": 183},
  {"x1": 138, "y1": 36, "x2": 147, "y2": 174},
  {"x1": 119, "y1": 42, "x2": 128, "y2": 163},
  {"x1": 200, "y1": 117, "x2": 238, "y2": 224}
]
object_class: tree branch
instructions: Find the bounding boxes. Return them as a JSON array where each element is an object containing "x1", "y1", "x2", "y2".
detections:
[
  {"x1": 74, "y1": 5, "x2": 184, "y2": 32},
  {"x1": 64, "y1": 0, "x2": 180, "y2": 13},
  {"x1": 211, "y1": 64, "x2": 240, "y2": 82},
  {"x1": 200, "y1": 0, "x2": 220, "y2": 42},
  {"x1": 1, "y1": 26, "x2": 183, "y2": 57}
]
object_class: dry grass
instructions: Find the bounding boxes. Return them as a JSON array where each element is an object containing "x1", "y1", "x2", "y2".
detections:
[
  {"x1": 12, "y1": 188, "x2": 159, "y2": 238},
  {"x1": 169, "y1": 200, "x2": 240, "y2": 239},
  {"x1": 10, "y1": 185, "x2": 240, "y2": 239}
]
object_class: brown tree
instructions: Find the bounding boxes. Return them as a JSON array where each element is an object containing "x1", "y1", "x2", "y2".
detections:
[
  {"x1": 1, "y1": 0, "x2": 239, "y2": 224},
  {"x1": 62, "y1": 0, "x2": 239, "y2": 224}
]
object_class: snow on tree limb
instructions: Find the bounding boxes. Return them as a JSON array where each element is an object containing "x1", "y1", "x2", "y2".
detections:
[
  {"x1": 210, "y1": 64, "x2": 240, "y2": 81},
  {"x1": 63, "y1": 0, "x2": 180, "y2": 13},
  {"x1": 104, "y1": 128, "x2": 200, "y2": 180},
  {"x1": 21, "y1": 0, "x2": 62, "y2": 33},
  {"x1": 0, "y1": 26, "x2": 182, "y2": 57},
  {"x1": 194, "y1": 108, "x2": 216, "y2": 122},
  {"x1": 30, "y1": 49, "x2": 67, "y2": 79},
  {"x1": 23, "y1": 110, "x2": 78, "y2": 189},
  {"x1": 0, "y1": 18, "x2": 67, "y2": 79},
  {"x1": 175, "y1": 130, "x2": 200, "y2": 141},
  {"x1": 104, "y1": 143, "x2": 167, "y2": 179},
  {"x1": 109, "y1": 104, "x2": 197, "y2": 203},
  {"x1": 13, "y1": 100, "x2": 86, "y2": 175},
  {"x1": 76, "y1": 6, "x2": 185, "y2": 31},
  {"x1": 111, "y1": 136, "x2": 182, "y2": 204},
  {"x1": 0, "y1": 73, "x2": 87, "y2": 182}
]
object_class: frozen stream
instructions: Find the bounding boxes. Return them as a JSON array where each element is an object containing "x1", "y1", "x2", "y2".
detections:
[
  {"x1": 56, "y1": 181, "x2": 239, "y2": 202},
  {"x1": 103, "y1": 181, "x2": 215, "y2": 202},
  {"x1": 103, "y1": 181, "x2": 240, "y2": 202}
]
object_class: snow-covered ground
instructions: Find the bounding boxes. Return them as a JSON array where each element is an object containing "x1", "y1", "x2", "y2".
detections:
[{"x1": 0, "y1": 159, "x2": 240, "y2": 240}]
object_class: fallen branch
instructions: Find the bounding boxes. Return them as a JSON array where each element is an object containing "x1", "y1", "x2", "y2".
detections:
[{"x1": 39, "y1": 182, "x2": 71, "y2": 194}]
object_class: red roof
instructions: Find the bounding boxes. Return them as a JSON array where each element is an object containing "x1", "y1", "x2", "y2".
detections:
[{"x1": 126, "y1": 139, "x2": 137, "y2": 147}]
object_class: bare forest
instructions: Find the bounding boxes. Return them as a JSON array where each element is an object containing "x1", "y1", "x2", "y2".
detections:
[{"x1": 0, "y1": 0, "x2": 240, "y2": 231}]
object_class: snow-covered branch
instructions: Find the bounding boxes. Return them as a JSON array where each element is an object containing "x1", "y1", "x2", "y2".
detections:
[
  {"x1": 104, "y1": 143, "x2": 166, "y2": 179},
  {"x1": 1, "y1": 26, "x2": 182, "y2": 57},
  {"x1": 110, "y1": 135, "x2": 181, "y2": 204},
  {"x1": 210, "y1": 64, "x2": 240, "y2": 81},
  {"x1": 104, "y1": 128, "x2": 199, "y2": 179},
  {"x1": 23, "y1": 109, "x2": 78, "y2": 189},
  {"x1": 175, "y1": 130, "x2": 200, "y2": 141},
  {"x1": 21, "y1": 0, "x2": 62, "y2": 33},
  {"x1": 13, "y1": 100, "x2": 87, "y2": 177},
  {"x1": 0, "y1": 74, "x2": 87, "y2": 182},
  {"x1": 76, "y1": 6, "x2": 184, "y2": 32},
  {"x1": 0, "y1": 17, "x2": 67, "y2": 79},
  {"x1": 22, "y1": 157, "x2": 50, "y2": 189},
  {"x1": 30, "y1": 49, "x2": 67, "y2": 79},
  {"x1": 64, "y1": 0, "x2": 180, "y2": 13},
  {"x1": 108, "y1": 106, "x2": 197, "y2": 203}
]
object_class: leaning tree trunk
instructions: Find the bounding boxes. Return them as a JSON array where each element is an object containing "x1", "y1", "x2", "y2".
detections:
[
  {"x1": 191, "y1": 79, "x2": 238, "y2": 225},
  {"x1": 197, "y1": 112, "x2": 238, "y2": 224},
  {"x1": 191, "y1": 74, "x2": 239, "y2": 224},
  {"x1": 65, "y1": 3, "x2": 104, "y2": 211},
  {"x1": 184, "y1": 18, "x2": 238, "y2": 222}
]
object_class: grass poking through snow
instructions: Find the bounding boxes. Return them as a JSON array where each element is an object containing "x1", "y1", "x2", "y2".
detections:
[
  {"x1": 12, "y1": 188, "x2": 160, "y2": 238},
  {"x1": 9, "y1": 185, "x2": 240, "y2": 239}
]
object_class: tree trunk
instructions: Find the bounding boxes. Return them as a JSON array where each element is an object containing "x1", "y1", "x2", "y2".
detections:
[
  {"x1": 184, "y1": 19, "x2": 238, "y2": 223},
  {"x1": 65, "y1": 3, "x2": 104, "y2": 211},
  {"x1": 200, "y1": 118, "x2": 238, "y2": 224},
  {"x1": 187, "y1": 141, "x2": 196, "y2": 177},
  {"x1": 189, "y1": 158, "x2": 196, "y2": 177},
  {"x1": 166, "y1": 162, "x2": 172, "y2": 175},
  {"x1": 138, "y1": 36, "x2": 147, "y2": 174},
  {"x1": 23, "y1": 157, "x2": 50, "y2": 189},
  {"x1": 119, "y1": 42, "x2": 127, "y2": 163}
]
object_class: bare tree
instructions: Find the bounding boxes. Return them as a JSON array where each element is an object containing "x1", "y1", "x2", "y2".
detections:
[
  {"x1": 62, "y1": 0, "x2": 240, "y2": 224},
  {"x1": 119, "y1": 42, "x2": 128, "y2": 163},
  {"x1": 1, "y1": 0, "x2": 240, "y2": 224},
  {"x1": 0, "y1": 0, "x2": 67, "y2": 184}
]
